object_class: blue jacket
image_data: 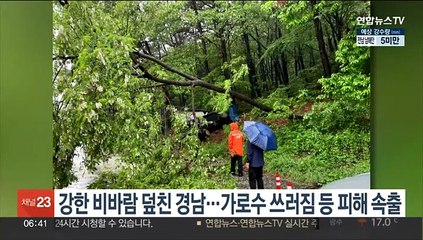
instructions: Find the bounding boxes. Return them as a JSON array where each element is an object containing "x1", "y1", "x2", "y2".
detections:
[{"x1": 247, "y1": 141, "x2": 264, "y2": 167}]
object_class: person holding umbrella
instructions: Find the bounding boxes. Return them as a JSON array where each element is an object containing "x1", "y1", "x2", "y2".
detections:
[
  {"x1": 243, "y1": 121, "x2": 277, "y2": 189},
  {"x1": 245, "y1": 140, "x2": 265, "y2": 189}
]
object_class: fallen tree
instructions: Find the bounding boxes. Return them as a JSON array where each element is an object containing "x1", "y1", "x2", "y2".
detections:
[{"x1": 131, "y1": 51, "x2": 272, "y2": 112}]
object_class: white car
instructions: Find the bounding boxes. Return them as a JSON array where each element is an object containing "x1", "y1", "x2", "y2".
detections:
[{"x1": 320, "y1": 172, "x2": 370, "y2": 189}]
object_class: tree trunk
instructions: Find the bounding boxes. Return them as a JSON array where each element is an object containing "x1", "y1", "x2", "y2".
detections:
[
  {"x1": 275, "y1": 22, "x2": 289, "y2": 86},
  {"x1": 298, "y1": 46, "x2": 305, "y2": 71},
  {"x1": 331, "y1": 30, "x2": 338, "y2": 51},
  {"x1": 255, "y1": 27, "x2": 263, "y2": 57},
  {"x1": 334, "y1": 12, "x2": 344, "y2": 42},
  {"x1": 310, "y1": 49, "x2": 315, "y2": 67},
  {"x1": 327, "y1": 32, "x2": 335, "y2": 53},
  {"x1": 191, "y1": 0, "x2": 210, "y2": 77},
  {"x1": 294, "y1": 58, "x2": 298, "y2": 76},
  {"x1": 281, "y1": 53, "x2": 289, "y2": 85},
  {"x1": 267, "y1": 60, "x2": 274, "y2": 89},
  {"x1": 272, "y1": 59, "x2": 280, "y2": 87},
  {"x1": 157, "y1": 42, "x2": 162, "y2": 59},
  {"x1": 279, "y1": 59, "x2": 285, "y2": 86},
  {"x1": 242, "y1": 32, "x2": 260, "y2": 98},
  {"x1": 325, "y1": 15, "x2": 339, "y2": 51},
  {"x1": 218, "y1": 28, "x2": 231, "y2": 80},
  {"x1": 162, "y1": 86, "x2": 172, "y2": 136},
  {"x1": 310, "y1": 0, "x2": 331, "y2": 78},
  {"x1": 227, "y1": 39, "x2": 232, "y2": 62},
  {"x1": 255, "y1": 27, "x2": 267, "y2": 85}
]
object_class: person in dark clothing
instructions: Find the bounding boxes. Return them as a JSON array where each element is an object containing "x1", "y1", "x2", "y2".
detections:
[{"x1": 245, "y1": 140, "x2": 264, "y2": 189}]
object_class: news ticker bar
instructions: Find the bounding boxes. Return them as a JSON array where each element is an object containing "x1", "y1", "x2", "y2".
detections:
[
  {"x1": 18, "y1": 189, "x2": 406, "y2": 218},
  {"x1": 1, "y1": 218, "x2": 421, "y2": 240}
]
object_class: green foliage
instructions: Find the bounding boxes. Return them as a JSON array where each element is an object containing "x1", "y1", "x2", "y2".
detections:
[
  {"x1": 266, "y1": 122, "x2": 370, "y2": 186},
  {"x1": 306, "y1": 29, "x2": 370, "y2": 135},
  {"x1": 251, "y1": 86, "x2": 315, "y2": 120},
  {"x1": 287, "y1": 66, "x2": 323, "y2": 97},
  {"x1": 53, "y1": 1, "x2": 371, "y2": 190},
  {"x1": 260, "y1": 87, "x2": 292, "y2": 119},
  {"x1": 208, "y1": 79, "x2": 232, "y2": 114},
  {"x1": 303, "y1": 101, "x2": 370, "y2": 133},
  {"x1": 278, "y1": 1, "x2": 313, "y2": 29},
  {"x1": 315, "y1": 1, "x2": 370, "y2": 30},
  {"x1": 318, "y1": 33, "x2": 371, "y2": 103},
  {"x1": 261, "y1": 20, "x2": 370, "y2": 186},
  {"x1": 90, "y1": 127, "x2": 237, "y2": 189},
  {"x1": 53, "y1": 2, "x2": 150, "y2": 187},
  {"x1": 208, "y1": 57, "x2": 250, "y2": 114},
  {"x1": 140, "y1": 2, "x2": 191, "y2": 44},
  {"x1": 53, "y1": 1, "x2": 236, "y2": 189},
  {"x1": 202, "y1": 141, "x2": 227, "y2": 161}
]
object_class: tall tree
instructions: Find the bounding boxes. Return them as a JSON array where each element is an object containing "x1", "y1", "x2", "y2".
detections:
[
  {"x1": 243, "y1": 32, "x2": 260, "y2": 98},
  {"x1": 190, "y1": 0, "x2": 210, "y2": 77},
  {"x1": 218, "y1": 26, "x2": 231, "y2": 80},
  {"x1": 310, "y1": 0, "x2": 331, "y2": 78}
]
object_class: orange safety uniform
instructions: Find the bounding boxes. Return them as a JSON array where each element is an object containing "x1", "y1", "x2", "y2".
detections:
[{"x1": 228, "y1": 122, "x2": 244, "y2": 156}]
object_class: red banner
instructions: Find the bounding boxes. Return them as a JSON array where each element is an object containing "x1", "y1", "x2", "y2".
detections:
[{"x1": 17, "y1": 189, "x2": 54, "y2": 217}]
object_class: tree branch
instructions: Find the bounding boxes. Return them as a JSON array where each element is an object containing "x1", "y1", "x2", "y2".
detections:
[
  {"x1": 203, "y1": 35, "x2": 220, "y2": 48},
  {"x1": 248, "y1": 33, "x2": 267, "y2": 50},
  {"x1": 132, "y1": 65, "x2": 200, "y2": 87},
  {"x1": 139, "y1": 83, "x2": 167, "y2": 89},
  {"x1": 54, "y1": 51, "x2": 273, "y2": 112},
  {"x1": 135, "y1": 51, "x2": 197, "y2": 81},
  {"x1": 132, "y1": 54, "x2": 272, "y2": 112},
  {"x1": 53, "y1": 60, "x2": 65, "y2": 84}
]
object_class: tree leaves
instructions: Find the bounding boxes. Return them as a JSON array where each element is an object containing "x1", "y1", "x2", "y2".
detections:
[
  {"x1": 318, "y1": 31, "x2": 370, "y2": 103},
  {"x1": 279, "y1": 1, "x2": 313, "y2": 29},
  {"x1": 53, "y1": 0, "x2": 370, "y2": 189}
]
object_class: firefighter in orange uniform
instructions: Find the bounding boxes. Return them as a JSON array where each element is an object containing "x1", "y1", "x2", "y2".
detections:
[{"x1": 228, "y1": 122, "x2": 244, "y2": 177}]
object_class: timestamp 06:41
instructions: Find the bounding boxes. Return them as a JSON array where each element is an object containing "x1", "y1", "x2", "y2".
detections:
[{"x1": 23, "y1": 219, "x2": 48, "y2": 228}]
